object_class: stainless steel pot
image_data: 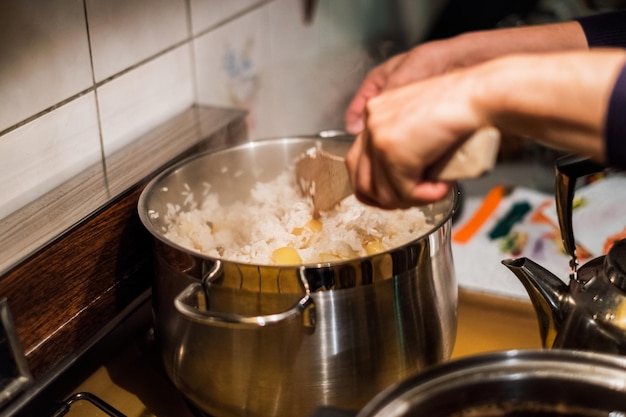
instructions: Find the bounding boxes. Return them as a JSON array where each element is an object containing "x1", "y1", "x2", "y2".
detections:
[
  {"x1": 353, "y1": 349, "x2": 626, "y2": 417},
  {"x1": 138, "y1": 133, "x2": 459, "y2": 417}
]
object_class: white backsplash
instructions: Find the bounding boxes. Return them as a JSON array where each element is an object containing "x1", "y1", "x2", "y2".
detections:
[
  {"x1": 85, "y1": 0, "x2": 189, "y2": 82},
  {"x1": 193, "y1": 4, "x2": 271, "y2": 135},
  {"x1": 0, "y1": 0, "x2": 443, "y2": 242},
  {"x1": 0, "y1": 0, "x2": 92, "y2": 133},
  {"x1": 98, "y1": 44, "x2": 195, "y2": 156},
  {"x1": 189, "y1": 0, "x2": 262, "y2": 34},
  {"x1": 261, "y1": 0, "x2": 377, "y2": 137},
  {"x1": 0, "y1": 94, "x2": 101, "y2": 219}
]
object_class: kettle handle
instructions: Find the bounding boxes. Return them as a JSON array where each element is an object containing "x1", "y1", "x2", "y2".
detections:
[{"x1": 555, "y1": 155, "x2": 606, "y2": 274}]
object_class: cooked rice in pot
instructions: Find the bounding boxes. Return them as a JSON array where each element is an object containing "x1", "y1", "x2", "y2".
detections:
[{"x1": 163, "y1": 169, "x2": 434, "y2": 265}]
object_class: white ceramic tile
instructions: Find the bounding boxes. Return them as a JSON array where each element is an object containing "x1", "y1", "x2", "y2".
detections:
[
  {"x1": 252, "y1": 0, "x2": 377, "y2": 138},
  {"x1": 98, "y1": 44, "x2": 195, "y2": 156},
  {"x1": 0, "y1": 94, "x2": 101, "y2": 219},
  {"x1": 189, "y1": 0, "x2": 264, "y2": 35},
  {"x1": 86, "y1": 0, "x2": 189, "y2": 82},
  {"x1": 0, "y1": 0, "x2": 92, "y2": 132},
  {"x1": 254, "y1": 0, "x2": 450, "y2": 139},
  {"x1": 193, "y1": 5, "x2": 270, "y2": 138}
]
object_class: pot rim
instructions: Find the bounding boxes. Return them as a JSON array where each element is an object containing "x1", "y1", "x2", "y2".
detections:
[
  {"x1": 356, "y1": 349, "x2": 626, "y2": 417},
  {"x1": 138, "y1": 135, "x2": 461, "y2": 269}
]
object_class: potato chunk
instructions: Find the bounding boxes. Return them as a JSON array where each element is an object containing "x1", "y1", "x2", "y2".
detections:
[
  {"x1": 271, "y1": 247, "x2": 302, "y2": 265},
  {"x1": 364, "y1": 239, "x2": 385, "y2": 255},
  {"x1": 292, "y1": 218, "x2": 323, "y2": 235}
]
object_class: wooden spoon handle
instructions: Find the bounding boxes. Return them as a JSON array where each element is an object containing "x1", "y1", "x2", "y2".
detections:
[
  {"x1": 296, "y1": 126, "x2": 501, "y2": 213},
  {"x1": 426, "y1": 126, "x2": 501, "y2": 181}
]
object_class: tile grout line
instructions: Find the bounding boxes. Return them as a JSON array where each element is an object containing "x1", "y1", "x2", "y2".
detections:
[
  {"x1": 185, "y1": 0, "x2": 199, "y2": 105},
  {"x1": 0, "y1": 32, "x2": 202, "y2": 140},
  {"x1": 0, "y1": 2, "x2": 273, "y2": 140},
  {"x1": 190, "y1": 0, "x2": 275, "y2": 40},
  {"x1": 82, "y1": 0, "x2": 110, "y2": 198}
]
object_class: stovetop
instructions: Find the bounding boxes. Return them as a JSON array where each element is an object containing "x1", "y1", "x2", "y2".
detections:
[
  {"x1": 51, "y1": 308, "x2": 199, "y2": 417},
  {"x1": 34, "y1": 290, "x2": 540, "y2": 417}
]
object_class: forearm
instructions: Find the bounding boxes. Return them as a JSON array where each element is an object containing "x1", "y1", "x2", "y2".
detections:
[
  {"x1": 347, "y1": 17, "x2": 591, "y2": 133},
  {"x1": 441, "y1": 21, "x2": 589, "y2": 68},
  {"x1": 475, "y1": 49, "x2": 626, "y2": 162}
]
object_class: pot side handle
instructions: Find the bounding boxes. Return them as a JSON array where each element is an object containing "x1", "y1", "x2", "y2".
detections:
[{"x1": 173, "y1": 262, "x2": 316, "y2": 329}]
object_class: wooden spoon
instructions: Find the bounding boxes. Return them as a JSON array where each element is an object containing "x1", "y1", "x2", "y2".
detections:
[{"x1": 296, "y1": 126, "x2": 501, "y2": 213}]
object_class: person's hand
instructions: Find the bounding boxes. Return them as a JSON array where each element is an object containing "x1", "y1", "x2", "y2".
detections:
[
  {"x1": 345, "y1": 41, "x2": 452, "y2": 134},
  {"x1": 346, "y1": 48, "x2": 623, "y2": 210},
  {"x1": 346, "y1": 67, "x2": 484, "y2": 209}
]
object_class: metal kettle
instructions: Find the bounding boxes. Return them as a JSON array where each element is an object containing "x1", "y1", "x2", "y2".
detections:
[{"x1": 502, "y1": 155, "x2": 626, "y2": 354}]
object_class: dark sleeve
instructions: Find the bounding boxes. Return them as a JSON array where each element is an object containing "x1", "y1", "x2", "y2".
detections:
[
  {"x1": 605, "y1": 63, "x2": 626, "y2": 169},
  {"x1": 576, "y1": 10, "x2": 626, "y2": 47}
]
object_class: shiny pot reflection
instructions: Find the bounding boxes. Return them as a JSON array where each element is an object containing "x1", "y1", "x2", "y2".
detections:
[
  {"x1": 138, "y1": 134, "x2": 459, "y2": 417},
  {"x1": 353, "y1": 349, "x2": 626, "y2": 417}
]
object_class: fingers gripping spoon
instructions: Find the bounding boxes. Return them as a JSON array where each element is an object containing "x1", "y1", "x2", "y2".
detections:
[{"x1": 295, "y1": 127, "x2": 501, "y2": 213}]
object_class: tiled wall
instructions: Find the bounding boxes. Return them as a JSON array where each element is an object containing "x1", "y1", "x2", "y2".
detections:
[{"x1": 0, "y1": 0, "x2": 442, "y2": 222}]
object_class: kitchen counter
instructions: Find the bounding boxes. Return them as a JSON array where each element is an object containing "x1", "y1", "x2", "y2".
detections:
[
  {"x1": 452, "y1": 289, "x2": 540, "y2": 358},
  {"x1": 60, "y1": 289, "x2": 541, "y2": 417}
]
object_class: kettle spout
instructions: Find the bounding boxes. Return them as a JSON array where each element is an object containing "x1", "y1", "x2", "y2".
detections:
[{"x1": 501, "y1": 258, "x2": 570, "y2": 348}]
